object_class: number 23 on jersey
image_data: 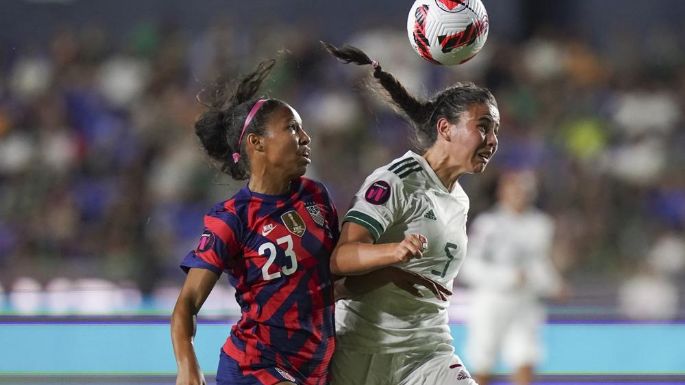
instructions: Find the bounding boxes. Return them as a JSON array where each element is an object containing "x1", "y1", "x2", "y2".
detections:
[{"x1": 258, "y1": 235, "x2": 299, "y2": 281}]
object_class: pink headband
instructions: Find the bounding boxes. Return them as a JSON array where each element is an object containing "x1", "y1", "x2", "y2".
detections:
[{"x1": 233, "y1": 98, "x2": 267, "y2": 163}]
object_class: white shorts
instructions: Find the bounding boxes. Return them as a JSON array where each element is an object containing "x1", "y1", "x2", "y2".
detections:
[
  {"x1": 331, "y1": 348, "x2": 477, "y2": 385},
  {"x1": 466, "y1": 292, "x2": 545, "y2": 373}
]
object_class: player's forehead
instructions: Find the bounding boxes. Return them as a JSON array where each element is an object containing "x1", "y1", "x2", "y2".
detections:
[
  {"x1": 264, "y1": 102, "x2": 301, "y2": 129},
  {"x1": 459, "y1": 102, "x2": 499, "y2": 123},
  {"x1": 475, "y1": 102, "x2": 499, "y2": 120},
  {"x1": 287, "y1": 104, "x2": 302, "y2": 124},
  {"x1": 268, "y1": 103, "x2": 302, "y2": 125}
]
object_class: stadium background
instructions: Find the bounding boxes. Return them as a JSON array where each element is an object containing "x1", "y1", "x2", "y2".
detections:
[{"x1": 0, "y1": 0, "x2": 684, "y2": 383}]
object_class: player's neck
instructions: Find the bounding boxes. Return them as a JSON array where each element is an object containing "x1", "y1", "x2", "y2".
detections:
[
  {"x1": 501, "y1": 201, "x2": 527, "y2": 214},
  {"x1": 248, "y1": 175, "x2": 291, "y2": 196},
  {"x1": 423, "y1": 149, "x2": 465, "y2": 190}
]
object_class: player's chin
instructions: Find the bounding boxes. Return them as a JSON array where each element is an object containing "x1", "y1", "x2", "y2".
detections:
[
  {"x1": 470, "y1": 160, "x2": 489, "y2": 173},
  {"x1": 293, "y1": 159, "x2": 310, "y2": 176}
]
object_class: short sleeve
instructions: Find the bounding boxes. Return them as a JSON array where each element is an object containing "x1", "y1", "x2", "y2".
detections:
[
  {"x1": 180, "y1": 210, "x2": 242, "y2": 276},
  {"x1": 343, "y1": 171, "x2": 406, "y2": 242}
]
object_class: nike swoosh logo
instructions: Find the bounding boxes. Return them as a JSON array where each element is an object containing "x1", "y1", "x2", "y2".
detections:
[{"x1": 262, "y1": 226, "x2": 276, "y2": 236}]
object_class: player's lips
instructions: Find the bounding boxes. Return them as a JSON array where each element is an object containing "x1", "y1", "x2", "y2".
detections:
[
  {"x1": 298, "y1": 148, "x2": 311, "y2": 163},
  {"x1": 477, "y1": 151, "x2": 492, "y2": 163}
]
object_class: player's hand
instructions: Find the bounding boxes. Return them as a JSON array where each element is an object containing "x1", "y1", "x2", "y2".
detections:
[
  {"x1": 392, "y1": 233, "x2": 428, "y2": 263},
  {"x1": 384, "y1": 266, "x2": 452, "y2": 301}
]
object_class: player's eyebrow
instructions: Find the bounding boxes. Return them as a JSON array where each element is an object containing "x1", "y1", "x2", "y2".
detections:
[
  {"x1": 477, "y1": 116, "x2": 496, "y2": 125},
  {"x1": 478, "y1": 115, "x2": 500, "y2": 134}
]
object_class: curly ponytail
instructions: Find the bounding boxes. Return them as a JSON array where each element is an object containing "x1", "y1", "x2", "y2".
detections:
[
  {"x1": 322, "y1": 41, "x2": 497, "y2": 150},
  {"x1": 195, "y1": 59, "x2": 283, "y2": 180}
]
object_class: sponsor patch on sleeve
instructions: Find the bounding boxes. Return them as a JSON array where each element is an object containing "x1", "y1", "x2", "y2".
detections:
[
  {"x1": 195, "y1": 230, "x2": 215, "y2": 252},
  {"x1": 364, "y1": 180, "x2": 391, "y2": 205}
]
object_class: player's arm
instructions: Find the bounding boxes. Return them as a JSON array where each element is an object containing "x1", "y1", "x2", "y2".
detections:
[
  {"x1": 335, "y1": 266, "x2": 451, "y2": 301},
  {"x1": 527, "y1": 218, "x2": 569, "y2": 299},
  {"x1": 330, "y1": 221, "x2": 427, "y2": 275},
  {"x1": 171, "y1": 268, "x2": 219, "y2": 385}
]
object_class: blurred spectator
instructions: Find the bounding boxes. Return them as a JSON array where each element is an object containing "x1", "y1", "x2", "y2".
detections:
[
  {"x1": 618, "y1": 229, "x2": 684, "y2": 321},
  {"x1": 618, "y1": 263, "x2": 679, "y2": 321},
  {"x1": 648, "y1": 232, "x2": 685, "y2": 277}
]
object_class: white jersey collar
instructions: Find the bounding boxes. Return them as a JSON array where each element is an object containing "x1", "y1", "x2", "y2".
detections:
[{"x1": 404, "y1": 150, "x2": 463, "y2": 194}]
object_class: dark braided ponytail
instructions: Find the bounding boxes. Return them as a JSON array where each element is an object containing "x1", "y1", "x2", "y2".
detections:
[
  {"x1": 322, "y1": 41, "x2": 497, "y2": 150},
  {"x1": 195, "y1": 59, "x2": 285, "y2": 180}
]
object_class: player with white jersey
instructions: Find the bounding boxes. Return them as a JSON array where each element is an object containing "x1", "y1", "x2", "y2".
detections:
[
  {"x1": 459, "y1": 171, "x2": 567, "y2": 385},
  {"x1": 323, "y1": 42, "x2": 500, "y2": 385},
  {"x1": 338, "y1": 151, "x2": 470, "y2": 352}
]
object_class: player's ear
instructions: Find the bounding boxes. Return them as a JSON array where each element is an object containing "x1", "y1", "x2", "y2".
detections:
[
  {"x1": 247, "y1": 133, "x2": 265, "y2": 152},
  {"x1": 436, "y1": 117, "x2": 452, "y2": 141}
]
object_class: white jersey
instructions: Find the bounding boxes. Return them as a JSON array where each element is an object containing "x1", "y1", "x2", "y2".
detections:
[
  {"x1": 336, "y1": 151, "x2": 470, "y2": 354},
  {"x1": 460, "y1": 206, "x2": 561, "y2": 371},
  {"x1": 459, "y1": 205, "x2": 560, "y2": 297}
]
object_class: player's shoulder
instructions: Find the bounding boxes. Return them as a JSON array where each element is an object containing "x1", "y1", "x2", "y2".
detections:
[
  {"x1": 299, "y1": 176, "x2": 328, "y2": 194},
  {"x1": 365, "y1": 152, "x2": 422, "y2": 188},
  {"x1": 385, "y1": 152, "x2": 427, "y2": 183},
  {"x1": 201, "y1": 198, "x2": 244, "y2": 241},
  {"x1": 205, "y1": 197, "x2": 244, "y2": 226},
  {"x1": 298, "y1": 176, "x2": 335, "y2": 205}
]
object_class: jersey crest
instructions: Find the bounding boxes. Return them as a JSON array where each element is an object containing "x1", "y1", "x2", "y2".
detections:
[
  {"x1": 281, "y1": 210, "x2": 306, "y2": 237},
  {"x1": 306, "y1": 203, "x2": 326, "y2": 227}
]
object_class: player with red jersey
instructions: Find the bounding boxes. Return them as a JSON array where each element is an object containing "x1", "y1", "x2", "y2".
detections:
[{"x1": 171, "y1": 59, "x2": 337, "y2": 385}]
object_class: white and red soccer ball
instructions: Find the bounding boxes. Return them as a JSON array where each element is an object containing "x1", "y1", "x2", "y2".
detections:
[{"x1": 407, "y1": 0, "x2": 489, "y2": 65}]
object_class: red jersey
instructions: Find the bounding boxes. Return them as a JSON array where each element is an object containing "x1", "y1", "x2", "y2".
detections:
[{"x1": 181, "y1": 177, "x2": 339, "y2": 385}]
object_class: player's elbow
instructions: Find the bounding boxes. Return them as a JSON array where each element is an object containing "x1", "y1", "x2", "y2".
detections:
[
  {"x1": 330, "y1": 245, "x2": 356, "y2": 275},
  {"x1": 330, "y1": 254, "x2": 346, "y2": 275}
]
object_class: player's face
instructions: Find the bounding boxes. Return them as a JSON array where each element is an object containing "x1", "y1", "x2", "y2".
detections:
[
  {"x1": 498, "y1": 171, "x2": 537, "y2": 211},
  {"x1": 261, "y1": 103, "x2": 311, "y2": 178},
  {"x1": 448, "y1": 102, "x2": 499, "y2": 174}
]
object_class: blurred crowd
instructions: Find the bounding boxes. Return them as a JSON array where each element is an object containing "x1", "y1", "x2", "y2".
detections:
[{"x1": 0, "y1": 10, "x2": 684, "y2": 317}]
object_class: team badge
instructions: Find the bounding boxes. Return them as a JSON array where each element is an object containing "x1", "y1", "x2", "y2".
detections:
[
  {"x1": 305, "y1": 203, "x2": 325, "y2": 227},
  {"x1": 195, "y1": 230, "x2": 215, "y2": 252},
  {"x1": 364, "y1": 180, "x2": 391, "y2": 205},
  {"x1": 281, "y1": 210, "x2": 306, "y2": 237}
]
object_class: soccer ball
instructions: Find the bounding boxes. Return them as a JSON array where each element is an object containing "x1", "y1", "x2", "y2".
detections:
[{"x1": 407, "y1": 0, "x2": 489, "y2": 65}]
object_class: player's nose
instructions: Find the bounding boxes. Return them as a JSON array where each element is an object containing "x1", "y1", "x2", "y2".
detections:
[{"x1": 299, "y1": 127, "x2": 311, "y2": 145}]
